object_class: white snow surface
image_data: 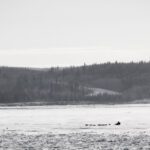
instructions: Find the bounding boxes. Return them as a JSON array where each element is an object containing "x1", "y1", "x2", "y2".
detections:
[
  {"x1": 0, "y1": 104, "x2": 150, "y2": 134},
  {"x1": 87, "y1": 87, "x2": 121, "y2": 96}
]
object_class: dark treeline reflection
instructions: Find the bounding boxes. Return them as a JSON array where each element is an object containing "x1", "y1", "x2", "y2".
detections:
[{"x1": 0, "y1": 61, "x2": 150, "y2": 104}]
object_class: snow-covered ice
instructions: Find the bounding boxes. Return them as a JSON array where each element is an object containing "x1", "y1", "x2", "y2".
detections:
[
  {"x1": 1, "y1": 104, "x2": 150, "y2": 149},
  {"x1": 0, "y1": 104, "x2": 150, "y2": 134}
]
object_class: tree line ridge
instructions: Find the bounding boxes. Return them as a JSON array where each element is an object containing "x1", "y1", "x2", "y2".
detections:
[{"x1": 0, "y1": 61, "x2": 150, "y2": 104}]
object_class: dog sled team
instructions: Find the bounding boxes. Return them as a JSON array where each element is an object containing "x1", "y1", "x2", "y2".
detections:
[{"x1": 85, "y1": 121, "x2": 121, "y2": 127}]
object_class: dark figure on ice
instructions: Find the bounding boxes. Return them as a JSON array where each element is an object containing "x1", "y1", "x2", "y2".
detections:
[{"x1": 115, "y1": 121, "x2": 121, "y2": 126}]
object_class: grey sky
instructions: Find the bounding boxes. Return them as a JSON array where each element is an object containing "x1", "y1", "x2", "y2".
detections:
[{"x1": 0, "y1": 0, "x2": 150, "y2": 67}]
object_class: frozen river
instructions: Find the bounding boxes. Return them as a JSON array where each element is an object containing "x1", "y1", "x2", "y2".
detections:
[{"x1": 0, "y1": 104, "x2": 150, "y2": 134}]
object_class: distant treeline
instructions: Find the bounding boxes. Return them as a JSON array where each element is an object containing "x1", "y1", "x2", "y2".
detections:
[{"x1": 0, "y1": 61, "x2": 150, "y2": 104}]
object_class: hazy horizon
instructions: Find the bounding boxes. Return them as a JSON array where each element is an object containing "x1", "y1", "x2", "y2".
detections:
[
  {"x1": 0, "y1": 49, "x2": 149, "y2": 68},
  {"x1": 0, "y1": 58, "x2": 150, "y2": 69}
]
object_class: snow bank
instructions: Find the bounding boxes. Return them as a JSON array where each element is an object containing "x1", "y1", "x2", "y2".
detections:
[{"x1": 0, "y1": 131, "x2": 150, "y2": 149}]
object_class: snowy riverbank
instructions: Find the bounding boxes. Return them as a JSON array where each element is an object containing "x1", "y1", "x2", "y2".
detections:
[{"x1": 0, "y1": 104, "x2": 150, "y2": 149}]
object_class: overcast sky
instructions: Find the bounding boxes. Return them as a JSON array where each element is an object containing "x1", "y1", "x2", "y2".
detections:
[{"x1": 0, "y1": 0, "x2": 150, "y2": 67}]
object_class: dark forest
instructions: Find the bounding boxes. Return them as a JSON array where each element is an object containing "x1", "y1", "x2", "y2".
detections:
[{"x1": 0, "y1": 61, "x2": 150, "y2": 104}]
